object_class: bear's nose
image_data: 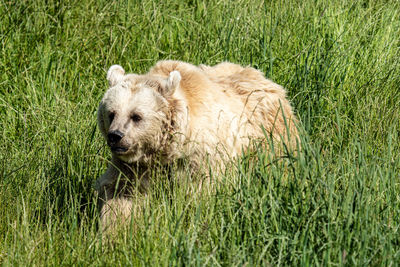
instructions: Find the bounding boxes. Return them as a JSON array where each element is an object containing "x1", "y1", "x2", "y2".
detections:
[{"x1": 108, "y1": 130, "x2": 124, "y2": 145}]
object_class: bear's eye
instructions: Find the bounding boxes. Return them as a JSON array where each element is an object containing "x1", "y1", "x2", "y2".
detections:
[
  {"x1": 131, "y1": 114, "x2": 142, "y2": 123},
  {"x1": 109, "y1": 112, "x2": 115, "y2": 122}
]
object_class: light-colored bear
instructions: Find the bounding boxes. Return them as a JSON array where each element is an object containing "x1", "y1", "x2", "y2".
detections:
[{"x1": 96, "y1": 60, "x2": 298, "y2": 230}]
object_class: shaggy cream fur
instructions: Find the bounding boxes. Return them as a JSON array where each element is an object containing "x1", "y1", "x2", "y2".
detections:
[{"x1": 96, "y1": 60, "x2": 298, "y2": 231}]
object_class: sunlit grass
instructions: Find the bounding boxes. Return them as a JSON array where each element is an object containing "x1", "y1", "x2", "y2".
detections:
[{"x1": 0, "y1": 0, "x2": 399, "y2": 265}]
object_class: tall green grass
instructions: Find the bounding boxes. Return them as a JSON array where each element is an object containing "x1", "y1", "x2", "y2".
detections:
[{"x1": 1, "y1": 0, "x2": 399, "y2": 265}]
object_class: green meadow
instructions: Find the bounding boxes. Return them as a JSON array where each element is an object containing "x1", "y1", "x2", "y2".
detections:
[{"x1": 1, "y1": 0, "x2": 399, "y2": 265}]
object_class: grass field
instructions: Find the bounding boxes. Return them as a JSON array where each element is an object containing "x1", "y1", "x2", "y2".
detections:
[{"x1": 1, "y1": 0, "x2": 400, "y2": 265}]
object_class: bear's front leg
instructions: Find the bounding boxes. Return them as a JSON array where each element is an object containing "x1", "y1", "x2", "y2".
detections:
[
  {"x1": 98, "y1": 191, "x2": 146, "y2": 234},
  {"x1": 95, "y1": 162, "x2": 131, "y2": 232},
  {"x1": 99, "y1": 196, "x2": 133, "y2": 233},
  {"x1": 96, "y1": 161, "x2": 149, "y2": 234}
]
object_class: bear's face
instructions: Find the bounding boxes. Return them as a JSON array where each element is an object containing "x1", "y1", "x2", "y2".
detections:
[{"x1": 98, "y1": 65, "x2": 181, "y2": 163}]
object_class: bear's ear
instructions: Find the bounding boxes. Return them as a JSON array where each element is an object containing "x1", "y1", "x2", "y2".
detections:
[
  {"x1": 165, "y1": 71, "x2": 181, "y2": 95},
  {"x1": 107, "y1": 65, "x2": 125, "y2": 87}
]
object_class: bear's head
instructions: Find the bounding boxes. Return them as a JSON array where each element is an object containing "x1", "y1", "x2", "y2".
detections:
[{"x1": 97, "y1": 65, "x2": 182, "y2": 163}]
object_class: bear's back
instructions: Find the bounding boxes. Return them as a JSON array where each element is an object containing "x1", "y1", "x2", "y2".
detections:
[{"x1": 149, "y1": 60, "x2": 298, "y2": 159}]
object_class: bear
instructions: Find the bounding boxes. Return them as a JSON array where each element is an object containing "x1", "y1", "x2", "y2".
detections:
[{"x1": 96, "y1": 60, "x2": 298, "y2": 231}]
